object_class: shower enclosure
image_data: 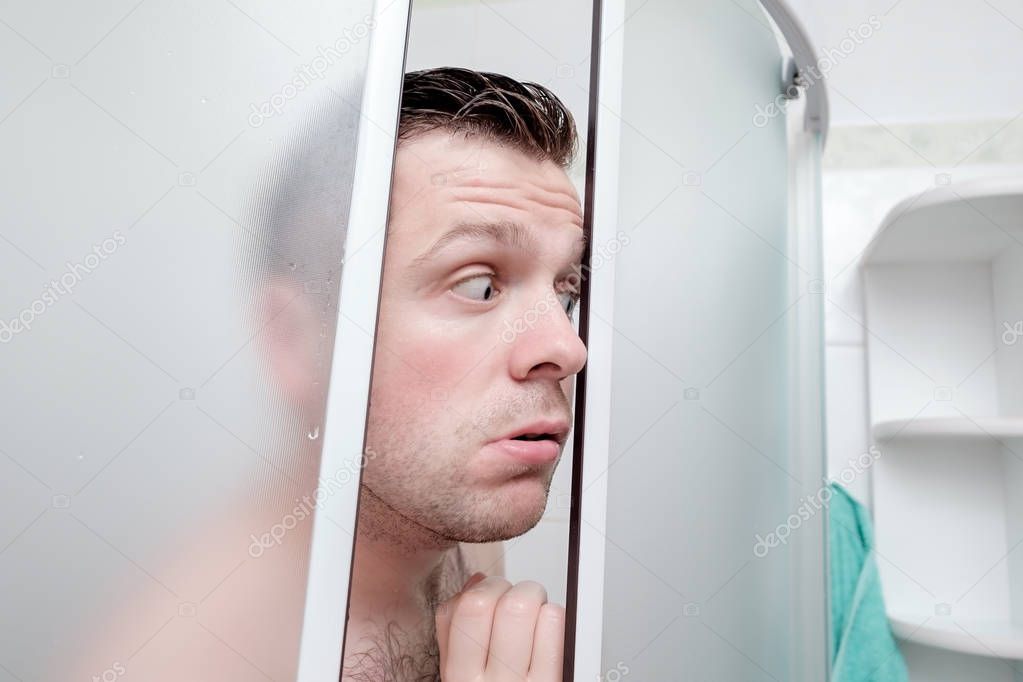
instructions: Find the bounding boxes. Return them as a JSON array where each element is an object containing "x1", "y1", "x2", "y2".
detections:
[{"x1": 0, "y1": 0, "x2": 829, "y2": 679}]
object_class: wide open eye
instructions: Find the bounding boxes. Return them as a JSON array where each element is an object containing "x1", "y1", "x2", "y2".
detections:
[
  {"x1": 557, "y1": 291, "x2": 576, "y2": 318},
  {"x1": 557, "y1": 283, "x2": 581, "y2": 318},
  {"x1": 451, "y1": 273, "x2": 499, "y2": 302}
]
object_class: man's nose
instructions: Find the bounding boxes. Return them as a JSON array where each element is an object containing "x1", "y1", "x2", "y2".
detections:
[{"x1": 505, "y1": 290, "x2": 588, "y2": 382}]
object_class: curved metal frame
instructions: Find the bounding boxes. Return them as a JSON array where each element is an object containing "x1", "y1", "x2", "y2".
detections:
[{"x1": 760, "y1": 0, "x2": 831, "y2": 144}]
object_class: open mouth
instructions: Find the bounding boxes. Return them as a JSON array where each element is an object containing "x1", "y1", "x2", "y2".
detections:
[
  {"x1": 497, "y1": 418, "x2": 569, "y2": 446},
  {"x1": 511, "y1": 433, "x2": 556, "y2": 441}
]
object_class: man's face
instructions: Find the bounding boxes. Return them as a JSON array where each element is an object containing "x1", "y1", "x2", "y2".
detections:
[{"x1": 363, "y1": 130, "x2": 588, "y2": 543}]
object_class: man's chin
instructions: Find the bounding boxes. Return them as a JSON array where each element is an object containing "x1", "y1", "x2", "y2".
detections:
[{"x1": 446, "y1": 491, "x2": 549, "y2": 543}]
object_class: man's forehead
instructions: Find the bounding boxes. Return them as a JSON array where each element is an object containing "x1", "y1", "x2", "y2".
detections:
[{"x1": 393, "y1": 132, "x2": 582, "y2": 214}]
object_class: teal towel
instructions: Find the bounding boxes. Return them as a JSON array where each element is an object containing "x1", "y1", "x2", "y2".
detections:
[{"x1": 829, "y1": 483, "x2": 909, "y2": 682}]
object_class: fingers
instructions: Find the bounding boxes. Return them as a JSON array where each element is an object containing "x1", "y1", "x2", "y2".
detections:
[
  {"x1": 529, "y1": 602, "x2": 565, "y2": 680},
  {"x1": 444, "y1": 575, "x2": 513, "y2": 679},
  {"x1": 487, "y1": 580, "x2": 548, "y2": 682},
  {"x1": 436, "y1": 572, "x2": 486, "y2": 674},
  {"x1": 435, "y1": 575, "x2": 564, "y2": 682}
]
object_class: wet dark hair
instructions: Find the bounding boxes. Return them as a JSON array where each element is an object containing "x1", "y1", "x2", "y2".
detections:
[{"x1": 399, "y1": 67, "x2": 578, "y2": 168}]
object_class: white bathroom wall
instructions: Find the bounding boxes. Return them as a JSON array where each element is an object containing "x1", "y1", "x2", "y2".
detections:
[{"x1": 786, "y1": 0, "x2": 1023, "y2": 126}]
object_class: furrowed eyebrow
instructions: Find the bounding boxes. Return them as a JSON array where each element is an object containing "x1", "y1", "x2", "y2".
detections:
[{"x1": 407, "y1": 220, "x2": 588, "y2": 274}]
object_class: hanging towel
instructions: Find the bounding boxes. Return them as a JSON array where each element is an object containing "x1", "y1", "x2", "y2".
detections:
[{"x1": 829, "y1": 482, "x2": 909, "y2": 682}]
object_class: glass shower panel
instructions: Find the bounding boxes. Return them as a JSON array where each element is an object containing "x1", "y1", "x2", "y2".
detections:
[
  {"x1": 0, "y1": 1, "x2": 390, "y2": 679},
  {"x1": 597, "y1": 0, "x2": 828, "y2": 680}
]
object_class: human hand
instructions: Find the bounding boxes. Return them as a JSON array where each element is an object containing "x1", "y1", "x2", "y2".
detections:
[{"x1": 435, "y1": 572, "x2": 565, "y2": 681}]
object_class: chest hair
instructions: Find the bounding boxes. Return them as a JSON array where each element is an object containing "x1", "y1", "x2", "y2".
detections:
[{"x1": 341, "y1": 546, "x2": 471, "y2": 682}]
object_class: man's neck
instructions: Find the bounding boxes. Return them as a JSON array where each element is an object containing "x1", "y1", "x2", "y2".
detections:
[
  {"x1": 341, "y1": 486, "x2": 468, "y2": 681},
  {"x1": 348, "y1": 484, "x2": 462, "y2": 621}
]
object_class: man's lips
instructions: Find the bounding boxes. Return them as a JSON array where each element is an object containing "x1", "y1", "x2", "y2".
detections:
[
  {"x1": 492, "y1": 417, "x2": 571, "y2": 446},
  {"x1": 484, "y1": 437, "x2": 561, "y2": 465}
]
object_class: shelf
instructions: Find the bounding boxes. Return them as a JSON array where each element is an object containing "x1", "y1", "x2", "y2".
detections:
[
  {"x1": 889, "y1": 611, "x2": 1023, "y2": 660},
  {"x1": 861, "y1": 177, "x2": 1023, "y2": 265},
  {"x1": 873, "y1": 416, "x2": 1023, "y2": 441},
  {"x1": 863, "y1": 178, "x2": 1023, "y2": 668}
]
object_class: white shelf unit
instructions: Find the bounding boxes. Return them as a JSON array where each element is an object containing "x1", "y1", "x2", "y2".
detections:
[
  {"x1": 889, "y1": 611, "x2": 1023, "y2": 660},
  {"x1": 860, "y1": 177, "x2": 1023, "y2": 662},
  {"x1": 874, "y1": 417, "x2": 1023, "y2": 442}
]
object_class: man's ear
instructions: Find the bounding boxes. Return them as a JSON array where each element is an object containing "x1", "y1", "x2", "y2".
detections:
[{"x1": 255, "y1": 279, "x2": 321, "y2": 411}]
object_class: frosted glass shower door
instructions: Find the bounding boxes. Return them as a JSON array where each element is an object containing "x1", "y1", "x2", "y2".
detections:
[
  {"x1": 590, "y1": 0, "x2": 829, "y2": 679},
  {"x1": 0, "y1": 1, "x2": 407, "y2": 680}
]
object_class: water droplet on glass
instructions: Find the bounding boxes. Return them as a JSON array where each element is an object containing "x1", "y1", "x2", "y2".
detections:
[
  {"x1": 288, "y1": 262, "x2": 297, "y2": 271},
  {"x1": 128, "y1": 89, "x2": 136, "y2": 96},
  {"x1": 307, "y1": 426, "x2": 320, "y2": 440},
  {"x1": 200, "y1": 96, "x2": 208, "y2": 104}
]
